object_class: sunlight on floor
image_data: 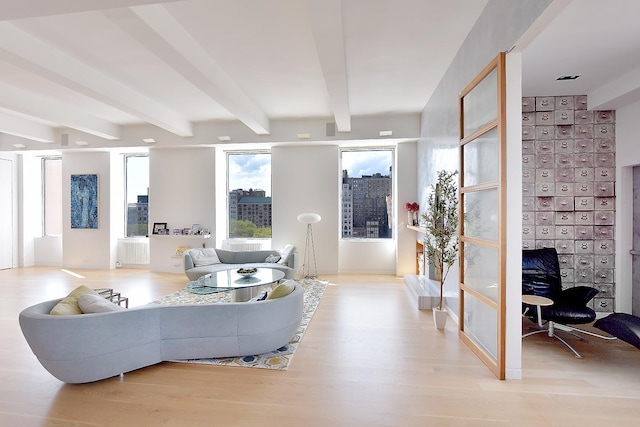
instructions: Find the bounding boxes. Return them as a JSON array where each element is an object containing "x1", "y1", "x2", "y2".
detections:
[{"x1": 60, "y1": 269, "x2": 85, "y2": 279}]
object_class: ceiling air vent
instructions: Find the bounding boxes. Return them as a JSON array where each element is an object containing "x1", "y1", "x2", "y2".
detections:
[{"x1": 557, "y1": 75, "x2": 580, "y2": 81}]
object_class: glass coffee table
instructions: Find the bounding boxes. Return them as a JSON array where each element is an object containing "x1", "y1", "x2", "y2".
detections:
[{"x1": 186, "y1": 268, "x2": 285, "y2": 301}]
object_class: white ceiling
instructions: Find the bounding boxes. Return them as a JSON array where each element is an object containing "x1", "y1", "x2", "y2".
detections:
[
  {"x1": 0, "y1": 0, "x2": 487, "y2": 149},
  {"x1": 1, "y1": 0, "x2": 639, "y2": 151},
  {"x1": 521, "y1": 0, "x2": 640, "y2": 110}
]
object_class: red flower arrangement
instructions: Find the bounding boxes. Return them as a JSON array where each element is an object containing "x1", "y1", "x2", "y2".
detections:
[{"x1": 404, "y1": 202, "x2": 419, "y2": 212}]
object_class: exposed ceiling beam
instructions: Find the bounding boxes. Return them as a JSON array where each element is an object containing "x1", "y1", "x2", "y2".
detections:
[
  {"x1": 0, "y1": 0, "x2": 182, "y2": 21},
  {"x1": 588, "y1": 65, "x2": 640, "y2": 110},
  {"x1": 0, "y1": 81, "x2": 121, "y2": 140},
  {"x1": 120, "y1": 4, "x2": 270, "y2": 135},
  {"x1": 0, "y1": 110, "x2": 54, "y2": 142},
  {"x1": 0, "y1": 22, "x2": 193, "y2": 137},
  {"x1": 304, "y1": 0, "x2": 351, "y2": 132}
]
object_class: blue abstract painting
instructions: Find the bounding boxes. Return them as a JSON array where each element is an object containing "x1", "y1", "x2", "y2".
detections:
[{"x1": 70, "y1": 174, "x2": 98, "y2": 229}]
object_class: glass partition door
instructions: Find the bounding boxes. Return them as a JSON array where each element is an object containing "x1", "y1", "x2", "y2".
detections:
[{"x1": 458, "y1": 53, "x2": 506, "y2": 379}]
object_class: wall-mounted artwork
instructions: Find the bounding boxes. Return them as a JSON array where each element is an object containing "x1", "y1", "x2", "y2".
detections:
[{"x1": 70, "y1": 174, "x2": 98, "y2": 229}]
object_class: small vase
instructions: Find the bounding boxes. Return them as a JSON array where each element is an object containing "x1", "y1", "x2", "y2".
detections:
[
  {"x1": 407, "y1": 211, "x2": 414, "y2": 225},
  {"x1": 433, "y1": 307, "x2": 447, "y2": 330}
]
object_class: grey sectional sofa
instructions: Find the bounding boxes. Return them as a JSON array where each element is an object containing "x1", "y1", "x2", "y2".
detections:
[
  {"x1": 19, "y1": 284, "x2": 303, "y2": 383},
  {"x1": 183, "y1": 246, "x2": 297, "y2": 281}
]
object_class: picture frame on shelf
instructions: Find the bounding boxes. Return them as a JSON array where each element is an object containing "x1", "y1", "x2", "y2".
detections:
[
  {"x1": 152, "y1": 222, "x2": 167, "y2": 235},
  {"x1": 191, "y1": 224, "x2": 201, "y2": 234},
  {"x1": 173, "y1": 228, "x2": 181, "y2": 235}
]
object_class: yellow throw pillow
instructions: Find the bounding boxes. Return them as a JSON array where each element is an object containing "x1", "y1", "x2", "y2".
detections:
[
  {"x1": 49, "y1": 285, "x2": 101, "y2": 315},
  {"x1": 266, "y1": 281, "x2": 296, "y2": 300}
]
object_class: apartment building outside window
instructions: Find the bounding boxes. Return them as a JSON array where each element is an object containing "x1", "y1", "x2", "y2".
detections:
[
  {"x1": 341, "y1": 149, "x2": 393, "y2": 239},
  {"x1": 227, "y1": 152, "x2": 272, "y2": 238}
]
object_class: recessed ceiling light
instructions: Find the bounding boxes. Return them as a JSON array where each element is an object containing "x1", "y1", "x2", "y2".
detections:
[
  {"x1": 379, "y1": 130, "x2": 393, "y2": 137},
  {"x1": 218, "y1": 136, "x2": 231, "y2": 142},
  {"x1": 297, "y1": 133, "x2": 311, "y2": 139},
  {"x1": 142, "y1": 138, "x2": 156, "y2": 143},
  {"x1": 75, "y1": 140, "x2": 89, "y2": 146},
  {"x1": 557, "y1": 75, "x2": 580, "y2": 81},
  {"x1": 12, "y1": 143, "x2": 26, "y2": 148}
]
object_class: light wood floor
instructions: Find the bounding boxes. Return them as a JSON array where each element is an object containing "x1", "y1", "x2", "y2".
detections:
[{"x1": 1, "y1": 267, "x2": 640, "y2": 426}]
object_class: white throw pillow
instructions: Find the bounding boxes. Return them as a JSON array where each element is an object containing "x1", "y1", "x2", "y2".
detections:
[
  {"x1": 78, "y1": 294, "x2": 126, "y2": 313},
  {"x1": 265, "y1": 254, "x2": 281, "y2": 263},
  {"x1": 278, "y1": 245, "x2": 294, "y2": 265},
  {"x1": 189, "y1": 248, "x2": 221, "y2": 267}
]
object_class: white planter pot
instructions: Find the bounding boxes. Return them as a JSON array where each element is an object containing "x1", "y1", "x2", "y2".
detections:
[{"x1": 433, "y1": 307, "x2": 447, "y2": 330}]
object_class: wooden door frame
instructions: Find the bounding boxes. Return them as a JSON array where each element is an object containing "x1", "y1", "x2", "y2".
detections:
[{"x1": 457, "y1": 52, "x2": 506, "y2": 379}]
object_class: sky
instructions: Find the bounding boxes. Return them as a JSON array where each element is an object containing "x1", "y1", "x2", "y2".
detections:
[
  {"x1": 228, "y1": 153, "x2": 272, "y2": 196},
  {"x1": 341, "y1": 150, "x2": 392, "y2": 177},
  {"x1": 126, "y1": 156, "x2": 149, "y2": 203}
]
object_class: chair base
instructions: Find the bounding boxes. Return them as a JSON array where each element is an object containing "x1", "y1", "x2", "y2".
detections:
[{"x1": 523, "y1": 320, "x2": 616, "y2": 358}]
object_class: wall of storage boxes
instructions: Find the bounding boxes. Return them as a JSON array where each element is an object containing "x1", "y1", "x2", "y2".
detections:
[{"x1": 522, "y1": 95, "x2": 615, "y2": 313}]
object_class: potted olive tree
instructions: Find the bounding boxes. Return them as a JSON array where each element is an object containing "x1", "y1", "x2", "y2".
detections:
[{"x1": 422, "y1": 170, "x2": 459, "y2": 330}]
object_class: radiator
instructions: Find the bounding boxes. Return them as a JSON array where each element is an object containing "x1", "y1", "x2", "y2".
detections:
[
  {"x1": 117, "y1": 239, "x2": 150, "y2": 265},
  {"x1": 222, "y1": 240, "x2": 266, "y2": 252}
]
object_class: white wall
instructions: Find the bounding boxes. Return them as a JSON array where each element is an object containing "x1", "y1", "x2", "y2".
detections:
[
  {"x1": 614, "y1": 99, "x2": 640, "y2": 314},
  {"x1": 396, "y1": 142, "x2": 419, "y2": 276},
  {"x1": 21, "y1": 154, "x2": 42, "y2": 267},
  {"x1": 62, "y1": 151, "x2": 113, "y2": 269},
  {"x1": 17, "y1": 142, "x2": 416, "y2": 275},
  {"x1": 110, "y1": 152, "x2": 124, "y2": 268},
  {"x1": 505, "y1": 52, "x2": 524, "y2": 379},
  {"x1": 0, "y1": 154, "x2": 18, "y2": 268},
  {"x1": 149, "y1": 147, "x2": 216, "y2": 273},
  {"x1": 417, "y1": 0, "x2": 552, "y2": 379},
  {"x1": 272, "y1": 145, "x2": 339, "y2": 275}
]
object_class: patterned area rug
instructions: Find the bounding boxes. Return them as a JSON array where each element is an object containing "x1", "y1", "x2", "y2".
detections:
[{"x1": 152, "y1": 278, "x2": 327, "y2": 370}]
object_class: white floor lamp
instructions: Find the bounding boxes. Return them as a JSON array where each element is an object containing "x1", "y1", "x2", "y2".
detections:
[{"x1": 297, "y1": 212, "x2": 321, "y2": 279}]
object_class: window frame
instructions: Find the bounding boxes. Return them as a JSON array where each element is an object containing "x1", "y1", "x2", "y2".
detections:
[
  {"x1": 124, "y1": 154, "x2": 149, "y2": 238},
  {"x1": 41, "y1": 156, "x2": 62, "y2": 237},
  {"x1": 339, "y1": 148, "x2": 395, "y2": 241},
  {"x1": 226, "y1": 150, "x2": 272, "y2": 239}
]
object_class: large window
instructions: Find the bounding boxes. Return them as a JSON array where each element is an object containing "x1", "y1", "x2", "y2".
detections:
[
  {"x1": 125, "y1": 155, "x2": 149, "y2": 237},
  {"x1": 341, "y1": 149, "x2": 393, "y2": 239},
  {"x1": 227, "y1": 152, "x2": 271, "y2": 238},
  {"x1": 42, "y1": 157, "x2": 62, "y2": 236}
]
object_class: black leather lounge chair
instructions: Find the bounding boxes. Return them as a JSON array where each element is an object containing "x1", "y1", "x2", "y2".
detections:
[{"x1": 522, "y1": 247, "x2": 616, "y2": 358}]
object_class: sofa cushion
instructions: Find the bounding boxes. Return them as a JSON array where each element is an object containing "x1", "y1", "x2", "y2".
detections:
[
  {"x1": 215, "y1": 249, "x2": 278, "y2": 264},
  {"x1": 78, "y1": 294, "x2": 127, "y2": 314},
  {"x1": 267, "y1": 280, "x2": 296, "y2": 300},
  {"x1": 49, "y1": 285, "x2": 101, "y2": 315},
  {"x1": 190, "y1": 248, "x2": 221, "y2": 267},
  {"x1": 278, "y1": 245, "x2": 295, "y2": 265}
]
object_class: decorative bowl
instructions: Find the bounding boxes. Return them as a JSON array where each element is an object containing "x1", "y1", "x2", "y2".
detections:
[{"x1": 237, "y1": 267, "x2": 258, "y2": 277}]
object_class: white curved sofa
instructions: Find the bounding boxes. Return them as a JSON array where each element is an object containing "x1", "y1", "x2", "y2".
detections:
[
  {"x1": 183, "y1": 247, "x2": 298, "y2": 281},
  {"x1": 19, "y1": 284, "x2": 303, "y2": 384}
]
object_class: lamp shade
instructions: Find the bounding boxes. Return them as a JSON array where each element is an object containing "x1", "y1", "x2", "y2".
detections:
[{"x1": 297, "y1": 212, "x2": 321, "y2": 224}]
